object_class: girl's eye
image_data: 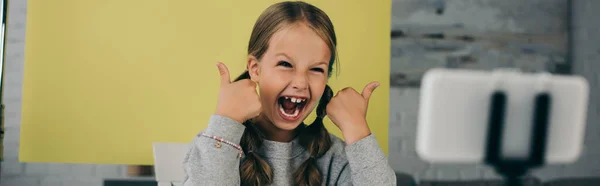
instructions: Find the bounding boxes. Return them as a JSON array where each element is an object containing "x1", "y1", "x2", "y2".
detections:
[
  {"x1": 311, "y1": 68, "x2": 324, "y2": 73},
  {"x1": 277, "y1": 61, "x2": 292, "y2": 67}
]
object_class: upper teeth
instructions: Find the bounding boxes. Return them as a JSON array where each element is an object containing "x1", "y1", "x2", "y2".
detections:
[{"x1": 285, "y1": 97, "x2": 305, "y2": 103}]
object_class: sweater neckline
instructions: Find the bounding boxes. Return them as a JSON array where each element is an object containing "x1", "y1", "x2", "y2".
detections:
[{"x1": 258, "y1": 134, "x2": 305, "y2": 159}]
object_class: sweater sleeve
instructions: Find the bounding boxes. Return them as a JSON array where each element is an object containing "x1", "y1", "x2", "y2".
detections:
[
  {"x1": 337, "y1": 134, "x2": 397, "y2": 186},
  {"x1": 182, "y1": 114, "x2": 246, "y2": 186}
]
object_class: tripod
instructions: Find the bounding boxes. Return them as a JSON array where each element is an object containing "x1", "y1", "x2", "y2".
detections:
[{"x1": 484, "y1": 91, "x2": 551, "y2": 186}]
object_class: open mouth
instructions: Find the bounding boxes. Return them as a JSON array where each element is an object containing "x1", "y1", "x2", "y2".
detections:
[{"x1": 277, "y1": 96, "x2": 308, "y2": 121}]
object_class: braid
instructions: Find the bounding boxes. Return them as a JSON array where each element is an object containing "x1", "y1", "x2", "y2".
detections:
[
  {"x1": 236, "y1": 71, "x2": 274, "y2": 186},
  {"x1": 294, "y1": 85, "x2": 334, "y2": 186},
  {"x1": 234, "y1": 70, "x2": 251, "y2": 81}
]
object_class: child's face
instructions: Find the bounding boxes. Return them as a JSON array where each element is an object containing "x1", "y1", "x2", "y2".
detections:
[{"x1": 248, "y1": 22, "x2": 331, "y2": 131}]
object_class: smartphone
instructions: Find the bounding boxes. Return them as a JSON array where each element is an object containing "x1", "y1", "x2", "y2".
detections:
[{"x1": 416, "y1": 68, "x2": 589, "y2": 164}]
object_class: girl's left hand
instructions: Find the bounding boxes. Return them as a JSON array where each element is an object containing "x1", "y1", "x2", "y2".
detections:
[{"x1": 326, "y1": 81, "x2": 380, "y2": 145}]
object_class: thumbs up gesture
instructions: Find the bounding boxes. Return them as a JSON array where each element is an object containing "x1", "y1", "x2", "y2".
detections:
[
  {"x1": 326, "y1": 82, "x2": 380, "y2": 144},
  {"x1": 214, "y1": 62, "x2": 262, "y2": 124}
]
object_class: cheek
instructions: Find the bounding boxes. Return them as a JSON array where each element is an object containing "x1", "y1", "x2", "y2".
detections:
[
  {"x1": 308, "y1": 76, "x2": 327, "y2": 103},
  {"x1": 258, "y1": 78, "x2": 286, "y2": 104},
  {"x1": 258, "y1": 84, "x2": 277, "y2": 104}
]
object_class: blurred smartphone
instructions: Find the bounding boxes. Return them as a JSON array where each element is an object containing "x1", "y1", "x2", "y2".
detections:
[{"x1": 416, "y1": 68, "x2": 589, "y2": 164}]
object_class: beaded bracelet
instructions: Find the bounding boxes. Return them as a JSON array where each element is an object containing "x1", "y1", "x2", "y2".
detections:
[{"x1": 199, "y1": 132, "x2": 244, "y2": 158}]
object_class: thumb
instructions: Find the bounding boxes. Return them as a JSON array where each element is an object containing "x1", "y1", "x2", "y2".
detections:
[
  {"x1": 217, "y1": 62, "x2": 231, "y2": 86},
  {"x1": 361, "y1": 81, "x2": 380, "y2": 101}
]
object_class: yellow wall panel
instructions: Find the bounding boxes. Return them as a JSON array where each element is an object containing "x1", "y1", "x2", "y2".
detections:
[{"x1": 21, "y1": 0, "x2": 391, "y2": 165}]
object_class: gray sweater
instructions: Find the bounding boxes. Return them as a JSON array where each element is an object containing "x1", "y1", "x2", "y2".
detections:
[{"x1": 182, "y1": 114, "x2": 397, "y2": 185}]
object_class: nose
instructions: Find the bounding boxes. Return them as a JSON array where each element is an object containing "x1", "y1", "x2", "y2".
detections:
[{"x1": 291, "y1": 72, "x2": 308, "y2": 91}]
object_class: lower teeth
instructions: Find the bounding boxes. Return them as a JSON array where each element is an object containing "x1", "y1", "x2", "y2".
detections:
[{"x1": 279, "y1": 105, "x2": 299, "y2": 118}]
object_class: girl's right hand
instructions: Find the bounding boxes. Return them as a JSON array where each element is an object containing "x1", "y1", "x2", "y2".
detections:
[{"x1": 214, "y1": 62, "x2": 262, "y2": 123}]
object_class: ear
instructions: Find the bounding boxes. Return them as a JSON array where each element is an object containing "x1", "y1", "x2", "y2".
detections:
[{"x1": 247, "y1": 55, "x2": 260, "y2": 82}]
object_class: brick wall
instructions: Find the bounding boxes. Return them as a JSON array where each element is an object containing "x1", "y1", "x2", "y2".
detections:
[
  {"x1": 389, "y1": 0, "x2": 600, "y2": 183},
  {"x1": 2, "y1": 0, "x2": 599, "y2": 185}
]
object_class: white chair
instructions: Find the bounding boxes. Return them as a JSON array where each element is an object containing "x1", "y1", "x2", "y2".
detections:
[{"x1": 152, "y1": 142, "x2": 189, "y2": 186}]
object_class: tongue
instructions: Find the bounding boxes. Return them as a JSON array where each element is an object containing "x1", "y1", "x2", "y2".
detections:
[{"x1": 282, "y1": 100, "x2": 297, "y2": 114}]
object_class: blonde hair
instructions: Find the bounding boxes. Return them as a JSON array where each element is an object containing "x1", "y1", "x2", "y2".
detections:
[{"x1": 233, "y1": 1, "x2": 338, "y2": 185}]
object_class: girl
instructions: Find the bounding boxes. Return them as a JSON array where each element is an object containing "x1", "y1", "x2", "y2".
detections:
[{"x1": 183, "y1": 1, "x2": 396, "y2": 185}]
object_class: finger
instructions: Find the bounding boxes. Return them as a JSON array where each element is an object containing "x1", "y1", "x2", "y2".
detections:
[
  {"x1": 244, "y1": 79, "x2": 259, "y2": 95},
  {"x1": 338, "y1": 87, "x2": 351, "y2": 95},
  {"x1": 217, "y1": 62, "x2": 231, "y2": 86},
  {"x1": 361, "y1": 81, "x2": 380, "y2": 101},
  {"x1": 253, "y1": 100, "x2": 262, "y2": 117},
  {"x1": 245, "y1": 79, "x2": 258, "y2": 89}
]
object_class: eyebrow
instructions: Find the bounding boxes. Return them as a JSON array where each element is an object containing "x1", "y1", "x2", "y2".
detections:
[
  {"x1": 315, "y1": 61, "x2": 328, "y2": 66},
  {"x1": 275, "y1": 53, "x2": 293, "y2": 61},
  {"x1": 275, "y1": 53, "x2": 328, "y2": 67}
]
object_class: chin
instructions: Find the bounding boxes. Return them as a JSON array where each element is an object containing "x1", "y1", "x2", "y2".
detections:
[
  {"x1": 270, "y1": 110, "x2": 307, "y2": 131},
  {"x1": 271, "y1": 121, "x2": 303, "y2": 131}
]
